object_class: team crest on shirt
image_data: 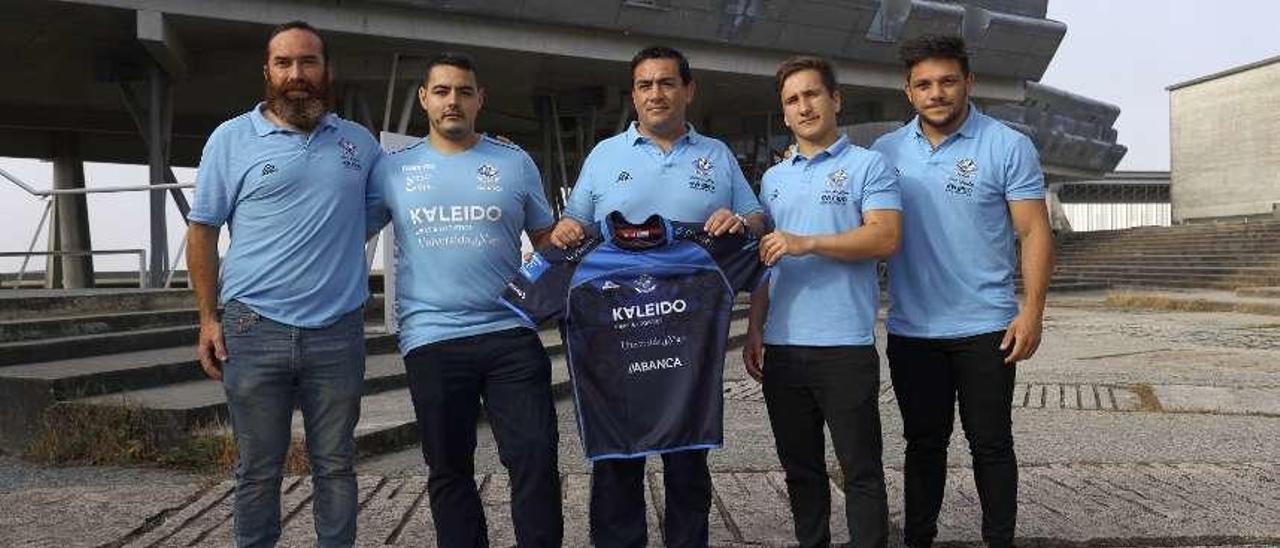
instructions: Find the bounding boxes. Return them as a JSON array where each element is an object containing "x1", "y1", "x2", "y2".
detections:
[
  {"x1": 476, "y1": 163, "x2": 502, "y2": 191},
  {"x1": 688, "y1": 156, "x2": 716, "y2": 193},
  {"x1": 631, "y1": 274, "x2": 658, "y2": 294},
  {"x1": 339, "y1": 138, "x2": 361, "y2": 170},
  {"x1": 946, "y1": 157, "x2": 978, "y2": 197},
  {"x1": 819, "y1": 168, "x2": 850, "y2": 205}
]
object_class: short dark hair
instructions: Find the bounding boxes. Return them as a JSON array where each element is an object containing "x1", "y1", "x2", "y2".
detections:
[
  {"x1": 775, "y1": 56, "x2": 838, "y2": 95},
  {"x1": 898, "y1": 34, "x2": 970, "y2": 76},
  {"x1": 630, "y1": 46, "x2": 693, "y2": 85},
  {"x1": 423, "y1": 51, "x2": 479, "y2": 86},
  {"x1": 266, "y1": 20, "x2": 328, "y2": 64}
]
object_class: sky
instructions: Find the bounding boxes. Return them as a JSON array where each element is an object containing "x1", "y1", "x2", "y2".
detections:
[{"x1": 2, "y1": 0, "x2": 1278, "y2": 273}]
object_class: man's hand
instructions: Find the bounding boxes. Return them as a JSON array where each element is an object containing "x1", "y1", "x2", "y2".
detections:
[
  {"x1": 1000, "y1": 311, "x2": 1043, "y2": 364},
  {"x1": 743, "y1": 327, "x2": 765, "y2": 383},
  {"x1": 704, "y1": 208, "x2": 745, "y2": 236},
  {"x1": 197, "y1": 320, "x2": 228, "y2": 380},
  {"x1": 549, "y1": 217, "x2": 585, "y2": 249},
  {"x1": 759, "y1": 230, "x2": 814, "y2": 266}
]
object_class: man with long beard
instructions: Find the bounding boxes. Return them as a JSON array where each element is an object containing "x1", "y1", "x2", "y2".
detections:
[{"x1": 187, "y1": 21, "x2": 380, "y2": 548}]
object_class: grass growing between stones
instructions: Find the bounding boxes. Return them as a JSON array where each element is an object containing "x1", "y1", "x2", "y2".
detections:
[
  {"x1": 1106, "y1": 291, "x2": 1280, "y2": 316},
  {"x1": 26, "y1": 403, "x2": 311, "y2": 476}
]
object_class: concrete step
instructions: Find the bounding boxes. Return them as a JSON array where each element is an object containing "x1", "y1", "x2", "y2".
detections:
[
  {"x1": 0, "y1": 289, "x2": 194, "y2": 322},
  {"x1": 1236, "y1": 286, "x2": 1280, "y2": 298},
  {"x1": 0, "y1": 309, "x2": 199, "y2": 343},
  {"x1": 0, "y1": 325, "x2": 201, "y2": 367}
]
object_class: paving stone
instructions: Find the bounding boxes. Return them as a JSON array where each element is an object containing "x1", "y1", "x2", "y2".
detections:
[
  {"x1": 1045, "y1": 383, "x2": 1063, "y2": 409},
  {"x1": 0, "y1": 482, "x2": 201, "y2": 548},
  {"x1": 1012, "y1": 383, "x2": 1028, "y2": 407},
  {"x1": 1112, "y1": 386, "x2": 1142, "y2": 411},
  {"x1": 1154, "y1": 385, "x2": 1280, "y2": 416},
  {"x1": 1060, "y1": 384, "x2": 1079, "y2": 409},
  {"x1": 1028, "y1": 384, "x2": 1045, "y2": 408},
  {"x1": 1079, "y1": 384, "x2": 1099, "y2": 410}
]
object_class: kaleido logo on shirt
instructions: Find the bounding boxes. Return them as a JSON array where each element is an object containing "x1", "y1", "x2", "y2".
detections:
[
  {"x1": 615, "y1": 171, "x2": 632, "y2": 184},
  {"x1": 820, "y1": 168, "x2": 850, "y2": 205},
  {"x1": 946, "y1": 158, "x2": 978, "y2": 197},
  {"x1": 688, "y1": 156, "x2": 716, "y2": 193},
  {"x1": 401, "y1": 163, "x2": 435, "y2": 192},
  {"x1": 339, "y1": 138, "x2": 362, "y2": 171},
  {"x1": 476, "y1": 163, "x2": 501, "y2": 191},
  {"x1": 261, "y1": 163, "x2": 277, "y2": 177}
]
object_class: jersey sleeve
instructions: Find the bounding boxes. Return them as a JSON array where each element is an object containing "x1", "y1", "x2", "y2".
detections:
[
  {"x1": 188, "y1": 123, "x2": 240, "y2": 227},
  {"x1": 675, "y1": 223, "x2": 766, "y2": 293},
  {"x1": 520, "y1": 152, "x2": 556, "y2": 232},
  {"x1": 365, "y1": 152, "x2": 392, "y2": 238},
  {"x1": 724, "y1": 146, "x2": 763, "y2": 216},
  {"x1": 1004, "y1": 134, "x2": 1046, "y2": 201},
  {"x1": 562, "y1": 151, "x2": 598, "y2": 223},
  {"x1": 860, "y1": 151, "x2": 902, "y2": 212},
  {"x1": 500, "y1": 229, "x2": 603, "y2": 324}
]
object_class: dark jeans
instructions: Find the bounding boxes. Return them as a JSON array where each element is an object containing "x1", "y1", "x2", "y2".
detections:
[
  {"x1": 404, "y1": 327, "x2": 563, "y2": 548},
  {"x1": 887, "y1": 331, "x2": 1018, "y2": 548},
  {"x1": 221, "y1": 300, "x2": 365, "y2": 548},
  {"x1": 589, "y1": 449, "x2": 711, "y2": 548},
  {"x1": 763, "y1": 344, "x2": 888, "y2": 548}
]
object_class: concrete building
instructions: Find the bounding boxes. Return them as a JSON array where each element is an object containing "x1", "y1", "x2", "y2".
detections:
[
  {"x1": 1168, "y1": 55, "x2": 1280, "y2": 223},
  {"x1": 0, "y1": 0, "x2": 1126, "y2": 287}
]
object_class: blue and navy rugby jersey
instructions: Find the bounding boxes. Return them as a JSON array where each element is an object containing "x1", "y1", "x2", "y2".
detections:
[{"x1": 501, "y1": 212, "x2": 763, "y2": 461}]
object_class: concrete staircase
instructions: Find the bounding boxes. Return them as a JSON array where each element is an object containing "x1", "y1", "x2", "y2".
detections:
[
  {"x1": 0, "y1": 289, "x2": 747, "y2": 459},
  {"x1": 1052, "y1": 220, "x2": 1280, "y2": 290}
]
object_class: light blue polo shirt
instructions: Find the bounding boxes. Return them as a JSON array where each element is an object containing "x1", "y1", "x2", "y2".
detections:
[
  {"x1": 190, "y1": 103, "x2": 379, "y2": 328},
  {"x1": 871, "y1": 105, "x2": 1045, "y2": 339},
  {"x1": 367, "y1": 136, "x2": 555, "y2": 354},
  {"x1": 563, "y1": 123, "x2": 761, "y2": 223},
  {"x1": 760, "y1": 135, "x2": 900, "y2": 347}
]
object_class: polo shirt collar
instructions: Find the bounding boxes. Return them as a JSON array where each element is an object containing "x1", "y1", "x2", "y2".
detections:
[
  {"x1": 911, "y1": 101, "x2": 982, "y2": 143},
  {"x1": 626, "y1": 121, "x2": 700, "y2": 147},
  {"x1": 789, "y1": 134, "x2": 850, "y2": 165},
  {"x1": 250, "y1": 102, "x2": 339, "y2": 137}
]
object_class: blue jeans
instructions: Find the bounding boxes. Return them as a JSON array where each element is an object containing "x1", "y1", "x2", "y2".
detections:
[{"x1": 222, "y1": 300, "x2": 366, "y2": 548}]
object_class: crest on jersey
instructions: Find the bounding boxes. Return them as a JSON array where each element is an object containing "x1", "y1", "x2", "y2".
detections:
[
  {"x1": 339, "y1": 138, "x2": 362, "y2": 170},
  {"x1": 956, "y1": 158, "x2": 978, "y2": 178},
  {"x1": 476, "y1": 163, "x2": 501, "y2": 191},
  {"x1": 692, "y1": 156, "x2": 714, "y2": 178},
  {"x1": 826, "y1": 169, "x2": 849, "y2": 190},
  {"x1": 631, "y1": 274, "x2": 658, "y2": 294}
]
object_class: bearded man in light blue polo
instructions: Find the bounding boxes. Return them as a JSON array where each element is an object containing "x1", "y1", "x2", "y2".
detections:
[
  {"x1": 366, "y1": 52, "x2": 562, "y2": 547},
  {"x1": 188, "y1": 21, "x2": 378, "y2": 548}
]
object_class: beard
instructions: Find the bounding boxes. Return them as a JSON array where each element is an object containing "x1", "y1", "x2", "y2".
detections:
[
  {"x1": 265, "y1": 73, "x2": 329, "y2": 131},
  {"x1": 918, "y1": 101, "x2": 967, "y2": 132}
]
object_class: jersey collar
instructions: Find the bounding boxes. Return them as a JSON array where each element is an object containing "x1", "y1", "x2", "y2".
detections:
[{"x1": 250, "y1": 102, "x2": 339, "y2": 137}]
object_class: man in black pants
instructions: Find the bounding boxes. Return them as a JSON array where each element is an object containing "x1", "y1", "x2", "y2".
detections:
[
  {"x1": 743, "y1": 55, "x2": 901, "y2": 548},
  {"x1": 870, "y1": 35, "x2": 1054, "y2": 547}
]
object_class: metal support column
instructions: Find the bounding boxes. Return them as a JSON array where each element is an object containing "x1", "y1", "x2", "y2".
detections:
[
  {"x1": 147, "y1": 61, "x2": 172, "y2": 288},
  {"x1": 51, "y1": 133, "x2": 95, "y2": 288}
]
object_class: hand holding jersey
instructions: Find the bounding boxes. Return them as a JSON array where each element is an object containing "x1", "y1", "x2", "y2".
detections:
[{"x1": 557, "y1": 46, "x2": 765, "y2": 548}]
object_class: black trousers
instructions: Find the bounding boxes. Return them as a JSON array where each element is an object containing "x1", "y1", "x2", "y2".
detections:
[
  {"x1": 887, "y1": 331, "x2": 1017, "y2": 548},
  {"x1": 763, "y1": 344, "x2": 888, "y2": 548},
  {"x1": 589, "y1": 449, "x2": 712, "y2": 548},
  {"x1": 404, "y1": 327, "x2": 563, "y2": 548}
]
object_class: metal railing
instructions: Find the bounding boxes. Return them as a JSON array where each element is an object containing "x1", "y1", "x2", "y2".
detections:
[
  {"x1": 0, "y1": 164, "x2": 194, "y2": 289},
  {"x1": 0, "y1": 250, "x2": 147, "y2": 289}
]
